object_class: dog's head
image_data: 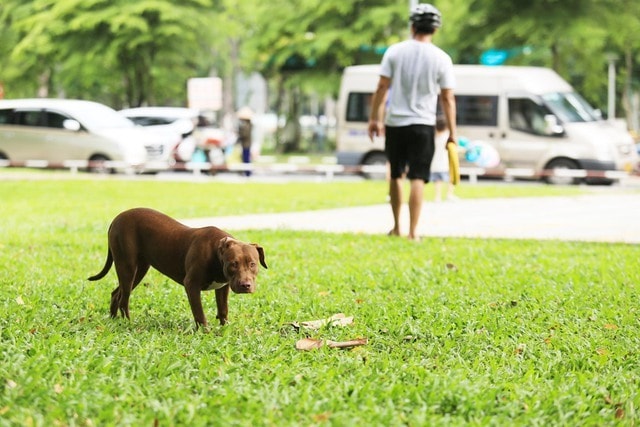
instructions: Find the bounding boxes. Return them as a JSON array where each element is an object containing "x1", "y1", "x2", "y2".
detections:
[{"x1": 218, "y1": 236, "x2": 267, "y2": 294}]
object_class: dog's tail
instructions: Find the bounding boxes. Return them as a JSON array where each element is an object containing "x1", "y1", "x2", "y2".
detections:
[{"x1": 88, "y1": 249, "x2": 113, "y2": 281}]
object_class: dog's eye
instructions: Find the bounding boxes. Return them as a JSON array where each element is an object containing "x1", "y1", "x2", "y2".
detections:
[{"x1": 250, "y1": 262, "x2": 256, "y2": 269}]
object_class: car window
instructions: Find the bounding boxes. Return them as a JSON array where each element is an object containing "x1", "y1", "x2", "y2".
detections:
[
  {"x1": 14, "y1": 110, "x2": 45, "y2": 127},
  {"x1": 129, "y1": 116, "x2": 176, "y2": 126},
  {"x1": 44, "y1": 111, "x2": 71, "y2": 129},
  {"x1": 0, "y1": 109, "x2": 13, "y2": 125}
]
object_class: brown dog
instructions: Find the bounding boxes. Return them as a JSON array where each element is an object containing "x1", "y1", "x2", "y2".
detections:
[{"x1": 88, "y1": 207, "x2": 267, "y2": 327}]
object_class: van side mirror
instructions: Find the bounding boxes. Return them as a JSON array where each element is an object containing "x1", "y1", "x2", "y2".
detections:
[
  {"x1": 63, "y1": 119, "x2": 81, "y2": 131},
  {"x1": 543, "y1": 114, "x2": 564, "y2": 136},
  {"x1": 593, "y1": 109, "x2": 603, "y2": 120}
]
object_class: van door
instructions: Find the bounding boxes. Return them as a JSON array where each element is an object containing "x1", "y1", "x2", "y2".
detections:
[
  {"x1": 501, "y1": 97, "x2": 558, "y2": 169},
  {"x1": 455, "y1": 95, "x2": 501, "y2": 167}
]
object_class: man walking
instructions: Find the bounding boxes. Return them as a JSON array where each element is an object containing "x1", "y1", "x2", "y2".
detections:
[{"x1": 368, "y1": 3, "x2": 457, "y2": 241}]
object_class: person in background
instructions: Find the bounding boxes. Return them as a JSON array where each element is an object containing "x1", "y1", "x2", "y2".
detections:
[
  {"x1": 236, "y1": 106, "x2": 253, "y2": 176},
  {"x1": 367, "y1": 3, "x2": 457, "y2": 241},
  {"x1": 430, "y1": 115, "x2": 459, "y2": 202}
]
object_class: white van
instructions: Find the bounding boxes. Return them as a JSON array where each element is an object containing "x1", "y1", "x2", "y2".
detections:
[{"x1": 336, "y1": 64, "x2": 638, "y2": 185}]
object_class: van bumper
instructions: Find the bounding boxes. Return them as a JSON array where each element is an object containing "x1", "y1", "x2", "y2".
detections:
[
  {"x1": 578, "y1": 159, "x2": 616, "y2": 171},
  {"x1": 336, "y1": 152, "x2": 363, "y2": 166},
  {"x1": 579, "y1": 159, "x2": 618, "y2": 184}
]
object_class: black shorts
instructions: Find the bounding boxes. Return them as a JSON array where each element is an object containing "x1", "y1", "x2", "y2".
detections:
[{"x1": 385, "y1": 124, "x2": 435, "y2": 182}]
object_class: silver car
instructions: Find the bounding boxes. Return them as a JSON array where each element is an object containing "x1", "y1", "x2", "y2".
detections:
[{"x1": 0, "y1": 99, "x2": 177, "y2": 173}]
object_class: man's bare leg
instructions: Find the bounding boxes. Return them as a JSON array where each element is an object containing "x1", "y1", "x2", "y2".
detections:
[
  {"x1": 408, "y1": 179, "x2": 424, "y2": 241},
  {"x1": 389, "y1": 178, "x2": 403, "y2": 236}
]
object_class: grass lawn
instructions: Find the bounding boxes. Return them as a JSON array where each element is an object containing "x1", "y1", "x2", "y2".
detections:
[{"x1": 0, "y1": 174, "x2": 638, "y2": 426}]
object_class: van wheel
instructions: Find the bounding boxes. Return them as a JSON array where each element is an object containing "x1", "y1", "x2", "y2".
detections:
[
  {"x1": 544, "y1": 158, "x2": 581, "y2": 185},
  {"x1": 362, "y1": 153, "x2": 387, "y2": 180},
  {"x1": 88, "y1": 155, "x2": 113, "y2": 174}
]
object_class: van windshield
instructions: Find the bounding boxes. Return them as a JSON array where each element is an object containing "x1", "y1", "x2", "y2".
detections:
[{"x1": 541, "y1": 92, "x2": 601, "y2": 123}]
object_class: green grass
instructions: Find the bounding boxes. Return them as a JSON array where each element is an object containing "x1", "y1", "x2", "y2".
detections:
[{"x1": 0, "y1": 174, "x2": 638, "y2": 426}]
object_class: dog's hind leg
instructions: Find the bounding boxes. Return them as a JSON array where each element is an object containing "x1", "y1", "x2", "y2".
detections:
[
  {"x1": 109, "y1": 262, "x2": 149, "y2": 320},
  {"x1": 110, "y1": 287, "x2": 121, "y2": 318},
  {"x1": 111, "y1": 259, "x2": 141, "y2": 319},
  {"x1": 131, "y1": 262, "x2": 150, "y2": 293}
]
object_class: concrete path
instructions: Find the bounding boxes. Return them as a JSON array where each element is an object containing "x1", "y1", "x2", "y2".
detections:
[{"x1": 182, "y1": 193, "x2": 640, "y2": 244}]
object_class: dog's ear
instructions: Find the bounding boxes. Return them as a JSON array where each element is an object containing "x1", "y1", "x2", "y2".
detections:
[
  {"x1": 252, "y1": 244, "x2": 267, "y2": 269},
  {"x1": 218, "y1": 236, "x2": 235, "y2": 257}
]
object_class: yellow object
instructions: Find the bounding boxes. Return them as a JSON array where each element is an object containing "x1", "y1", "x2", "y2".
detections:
[{"x1": 447, "y1": 141, "x2": 460, "y2": 185}]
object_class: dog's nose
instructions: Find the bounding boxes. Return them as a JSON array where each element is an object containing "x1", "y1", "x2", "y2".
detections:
[{"x1": 239, "y1": 282, "x2": 252, "y2": 291}]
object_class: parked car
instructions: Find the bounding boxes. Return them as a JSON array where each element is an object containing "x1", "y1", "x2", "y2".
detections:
[
  {"x1": 0, "y1": 99, "x2": 178, "y2": 173},
  {"x1": 119, "y1": 107, "x2": 199, "y2": 162},
  {"x1": 119, "y1": 107, "x2": 227, "y2": 165}
]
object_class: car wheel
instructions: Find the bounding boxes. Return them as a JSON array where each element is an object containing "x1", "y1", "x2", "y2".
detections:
[
  {"x1": 362, "y1": 152, "x2": 387, "y2": 180},
  {"x1": 88, "y1": 155, "x2": 113, "y2": 174},
  {"x1": 543, "y1": 158, "x2": 581, "y2": 185}
]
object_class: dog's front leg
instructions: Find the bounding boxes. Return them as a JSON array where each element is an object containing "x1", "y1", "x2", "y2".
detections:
[
  {"x1": 215, "y1": 285, "x2": 230, "y2": 325},
  {"x1": 184, "y1": 284, "x2": 207, "y2": 328}
]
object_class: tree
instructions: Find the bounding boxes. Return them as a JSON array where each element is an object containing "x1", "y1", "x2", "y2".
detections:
[
  {"x1": 242, "y1": 0, "x2": 407, "y2": 151},
  {"x1": 450, "y1": 0, "x2": 638, "y2": 117},
  {"x1": 1, "y1": 0, "x2": 638, "y2": 139},
  {"x1": 2, "y1": 0, "x2": 217, "y2": 107}
]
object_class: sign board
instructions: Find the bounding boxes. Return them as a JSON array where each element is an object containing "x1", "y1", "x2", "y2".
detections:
[
  {"x1": 480, "y1": 49, "x2": 508, "y2": 66},
  {"x1": 187, "y1": 77, "x2": 222, "y2": 110}
]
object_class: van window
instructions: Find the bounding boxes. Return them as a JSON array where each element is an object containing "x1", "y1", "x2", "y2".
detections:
[
  {"x1": 541, "y1": 92, "x2": 599, "y2": 123},
  {"x1": 456, "y1": 95, "x2": 498, "y2": 126},
  {"x1": 509, "y1": 98, "x2": 550, "y2": 135},
  {"x1": 346, "y1": 92, "x2": 373, "y2": 122}
]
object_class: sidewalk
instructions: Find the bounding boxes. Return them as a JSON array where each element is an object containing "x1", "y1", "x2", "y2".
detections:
[{"x1": 182, "y1": 193, "x2": 640, "y2": 244}]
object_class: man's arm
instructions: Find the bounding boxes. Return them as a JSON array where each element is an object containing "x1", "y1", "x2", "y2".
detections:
[
  {"x1": 440, "y1": 88, "x2": 457, "y2": 143},
  {"x1": 367, "y1": 76, "x2": 390, "y2": 142}
]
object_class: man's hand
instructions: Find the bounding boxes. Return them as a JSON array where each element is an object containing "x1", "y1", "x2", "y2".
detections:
[{"x1": 368, "y1": 119, "x2": 384, "y2": 142}]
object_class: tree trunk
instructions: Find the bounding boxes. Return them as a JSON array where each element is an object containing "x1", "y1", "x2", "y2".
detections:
[
  {"x1": 622, "y1": 48, "x2": 638, "y2": 133},
  {"x1": 37, "y1": 69, "x2": 50, "y2": 98},
  {"x1": 274, "y1": 76, "x2": 285, "y2": 150},
  {"x1": 283, "y1": 85, "x2": 302, "y2": 153}
]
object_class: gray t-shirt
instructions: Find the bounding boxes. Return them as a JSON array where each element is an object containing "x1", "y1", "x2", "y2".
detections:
[{"x1": 380, "y1": 39, "x2": 455, "y2": 127}]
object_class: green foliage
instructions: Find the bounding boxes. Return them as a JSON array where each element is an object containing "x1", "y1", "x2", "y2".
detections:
[
  {"x1": 1, "y1": 0, "x2": 639, "y2": 117},
  {"x1": 0, "y1": 178, "x2": 638, "y2": 425},
  {"x1": 2, "y1": 0, "x2": 216, "y2": 106},
  {"x1": 451, "y1": 0, "x2": 640, "y2": 112}
]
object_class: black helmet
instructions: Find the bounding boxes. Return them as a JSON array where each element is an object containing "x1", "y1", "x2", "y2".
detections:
[{"x1": 410, "y1": 3, "x2": 442, "y2": 28}]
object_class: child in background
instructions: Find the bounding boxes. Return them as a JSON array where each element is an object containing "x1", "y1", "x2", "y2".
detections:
[{"x1": 430, "y1": 116, "x2": 459, "y2": 202}]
